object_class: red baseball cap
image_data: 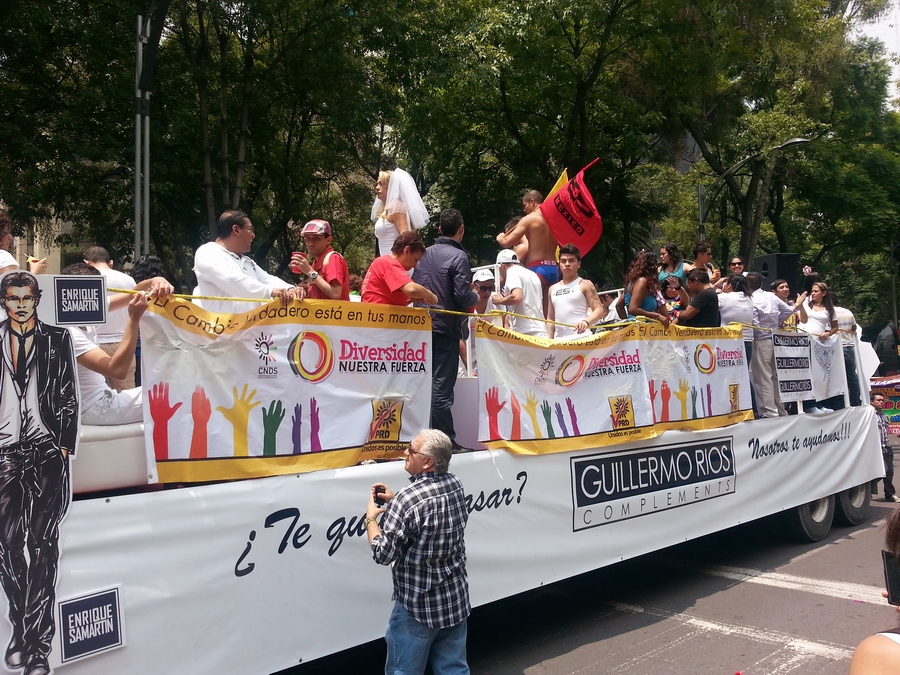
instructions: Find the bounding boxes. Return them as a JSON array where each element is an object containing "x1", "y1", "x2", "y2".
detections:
[{"x1": 301, "y1": 219, "x2": 331, "y2": 236}]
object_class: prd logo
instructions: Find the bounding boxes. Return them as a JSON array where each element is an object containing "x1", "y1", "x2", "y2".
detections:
[
  {"x1": 729, "y1": 384, "x2": 740, "y2": 412},
  {"x1": 694, "y1": 344, "x2": 716, "y2": 375},
  {"x1": 254, "y1": 332, "x2": 276, "y2": 363},
  {"x1": 555, "y1": 354, "x2": 586, "y2": 387},
  {"x1": 608, "y1": 395, "x2": 635, "y2": 429},
  {"x1": 288, "y1": 331, "x2": 335, "y2": 383},
  {"x1": 368, "y1": 400, "x2": 404, "y2": 442}
]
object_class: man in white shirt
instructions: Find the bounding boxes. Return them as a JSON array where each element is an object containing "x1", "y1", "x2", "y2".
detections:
[
  {"x1": 746, "y1": 272, "x2": 805, "y2": 418},
  {"x1": 834, "y1": 302, "x2": 862, "y2": 408},
  {"x1": 194, "y1": 210, "x2": 302, "y2": 315},
  {"x1": 546, "y1": 244, "x2": 604, "y2": 339},
  {"x1": 491, "y1": 250, "x2": 545, "y2": 337},
  {"x1": 83, "y1": 246, "x2": 137, "y2": 390},
  {"x1": 61, "y1": 263, "x2": 173, "y2": 425}
]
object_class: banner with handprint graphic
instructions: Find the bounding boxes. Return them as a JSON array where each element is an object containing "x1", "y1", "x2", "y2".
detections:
[
  {"x1": 139, "y1": 296, "x2": 432, "y2": 482},
  {"x1": 643, "y1": 324, "x2": 752, "y2": 431},
  {"x1": 474, "y1": 320, "x2": 752, "y2": 454}
]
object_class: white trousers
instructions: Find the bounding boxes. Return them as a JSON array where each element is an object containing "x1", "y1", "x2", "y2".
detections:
[
  {"x1": 751, "y1": 338, "x2": 786, "y2": 417},
  {"x1": 82, "y1": 387, "x2": 143, "y2": 425}
]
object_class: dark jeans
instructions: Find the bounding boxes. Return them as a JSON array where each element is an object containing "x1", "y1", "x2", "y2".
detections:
[
  {"x1": 432, "y1": 333, "x2": 460, "y2": 444},
  {"x1": 885, "y1": 449, "x2": 896, "y2": 499},
  {"x1": 0, "y1": 442, "x2": 69, "y2": 658},
  {"x1": 844, "y1": 345, "x2": 861, "y2": 407}
]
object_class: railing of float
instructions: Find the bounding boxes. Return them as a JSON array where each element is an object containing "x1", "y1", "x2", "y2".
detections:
[{"x1": 105, "y1": 286, "x2": 868, "y2": 484}]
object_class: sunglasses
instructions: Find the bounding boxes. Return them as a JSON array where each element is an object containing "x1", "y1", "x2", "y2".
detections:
[
  {"x1": 477, "y1": 285, "x2": 495, "y2": 292},
  {"x1": 729, "y1": 261, "x2": 742, "y2": 266},
  {"x1": 405, "y1": 445, "x2": 428, "y2": 457}
]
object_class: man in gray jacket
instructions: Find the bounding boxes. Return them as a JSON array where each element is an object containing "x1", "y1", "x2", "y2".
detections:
[{"x1": 412, "y1": 209, "x2": 478, "y2": 451}]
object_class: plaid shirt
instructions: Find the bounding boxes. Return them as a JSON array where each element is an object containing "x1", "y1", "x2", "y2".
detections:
[
  {"x1": 372, "y1": 471, "x2": 470, "y2": 628},
  {"x1": 877, "y1": 408, "x2": 892, "y2": 454}
]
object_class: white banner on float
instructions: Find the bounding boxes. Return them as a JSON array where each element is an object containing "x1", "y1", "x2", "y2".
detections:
[
  {"x1": 48, "y1": 407, "x2": 881, "y2": 675},
  {"x1": 139, "y1": 297, "x2": 432, "y2": 481},
  {"x1": 809, "y1": 333, "x2": 847, "y2": 401},
  {"x1": 474, "y1": 321, "x2": 752, "y2": 454},
  {"x1": 773, "y1": 331, "x2": 812, "y2": 402}
]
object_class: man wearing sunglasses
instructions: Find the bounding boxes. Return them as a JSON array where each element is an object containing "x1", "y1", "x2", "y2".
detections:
[
  {"x1": 366, "y1": 429, "x2": 470, "y2": 675},
  {"x1": 471, "y1": 269, "x2": 500, "y2": 325}
]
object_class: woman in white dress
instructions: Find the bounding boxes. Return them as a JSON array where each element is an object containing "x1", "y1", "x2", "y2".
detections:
[
  {"x1": 797, "y1": 280, "x2": 838, "y2": 414},
  {"x1": 371, "y1": 169, "x2": 429, "y2": 256}
]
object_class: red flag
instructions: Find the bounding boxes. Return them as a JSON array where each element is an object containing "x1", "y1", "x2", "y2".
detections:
[{"x1": 538, "y1": 158, "x2": 603, "y2": 255}]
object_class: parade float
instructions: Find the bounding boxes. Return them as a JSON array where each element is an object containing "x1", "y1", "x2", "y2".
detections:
[{"x1": 34, "y1": 283, "x2": 878, "y2": 675}]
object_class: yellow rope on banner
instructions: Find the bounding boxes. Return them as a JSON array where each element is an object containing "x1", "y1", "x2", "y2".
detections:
[
  {"x1": 109, "y1": 287, "x2": 855, "y2": 338},
  {"x1": 109, "y1": 287, "x2": 279, "y2": 304}
]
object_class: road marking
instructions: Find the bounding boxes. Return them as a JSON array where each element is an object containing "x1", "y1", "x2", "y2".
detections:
[
  {"x1": 613, "y1": 602, "x2": 853, "y2": 659},
  {"x1": 686, "y1": 563, "x2": 885, "y2": 604}
]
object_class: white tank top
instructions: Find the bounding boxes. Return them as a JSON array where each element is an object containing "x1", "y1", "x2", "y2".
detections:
[
  {"x1": 374, "y1": 216, "x2": 398, "y2": 257},
  {"x1": 551, "y1": 278, "x2": 589, "y2": 339}
]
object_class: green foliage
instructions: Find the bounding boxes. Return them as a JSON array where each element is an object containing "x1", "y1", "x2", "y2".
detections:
[{"x1": 0, "y1": 0, "x2": 898, "y2": 327}]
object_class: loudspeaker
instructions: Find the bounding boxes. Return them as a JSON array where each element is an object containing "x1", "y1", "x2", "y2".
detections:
[{"x1": 754, "y1": 253, "x2": 800, "y2": 295}]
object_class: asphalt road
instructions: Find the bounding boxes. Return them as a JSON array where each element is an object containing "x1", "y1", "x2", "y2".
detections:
[{"x1": 281, "y1": 492, "x2": 900, "y2": 675}]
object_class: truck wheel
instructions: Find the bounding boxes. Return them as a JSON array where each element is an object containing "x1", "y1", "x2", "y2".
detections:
[
  {"x1": 782, "y1": 494, "x2": 835, "y2": 542},
  {"x1": 833, "y1": 484, "x2": 871, "y2": 527}
]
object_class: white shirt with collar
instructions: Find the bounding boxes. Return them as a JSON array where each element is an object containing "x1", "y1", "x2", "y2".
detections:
[
  {"x1": 96, "y1": 267, "x2": 137, "y2": 343},
  {"x1": 750, "y1": 289, "x2": 793, "y2": 340},
  {"x1": 193, "y1": 241, "x2": 292, "y2": 315}
]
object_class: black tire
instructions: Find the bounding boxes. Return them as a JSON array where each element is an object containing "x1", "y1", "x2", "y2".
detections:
[
  {"x1": 781, "y1": 494, "x2": 835, "y2": 542},
  {"x1": 834, "y1": 484, "x2": 871, "y2": 527}
]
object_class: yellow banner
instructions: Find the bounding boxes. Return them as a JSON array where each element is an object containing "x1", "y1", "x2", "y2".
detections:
[
  {"x1": 142, "y1": 297, "x2": 432, "y2": 482},
  {"x1": 475, "y1": 321, "x2": 753, "y2": 454}
]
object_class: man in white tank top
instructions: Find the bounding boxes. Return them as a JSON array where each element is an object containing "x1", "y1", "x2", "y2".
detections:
[{"x1": 546, "y1": 244, "x2": 605, "y2": 339}]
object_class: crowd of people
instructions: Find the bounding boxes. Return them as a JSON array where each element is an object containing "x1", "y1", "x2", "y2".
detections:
[{"x1": 0, "y1": 180, "x2": 871, "y2": 450}]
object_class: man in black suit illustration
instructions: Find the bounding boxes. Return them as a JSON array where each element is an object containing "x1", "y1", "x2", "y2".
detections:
[{"x1": 0, "y1": 272, "x2": 78, "y2": 675}]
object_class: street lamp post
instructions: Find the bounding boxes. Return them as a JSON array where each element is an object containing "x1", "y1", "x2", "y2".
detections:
[{"x1": 697, "y1": 137, "x2": 810, "y2": 241}]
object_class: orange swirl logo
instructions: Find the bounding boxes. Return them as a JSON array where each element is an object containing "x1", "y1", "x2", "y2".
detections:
[
  {"x1": 288, "y1": 331, "x2": 334, "y2": 383},
  {"x1": 694, "y1": 344, "x2": 716, "y2": 375},
  {"x1": 555, "y1": 354, "x2": 586, "y2": 387}
]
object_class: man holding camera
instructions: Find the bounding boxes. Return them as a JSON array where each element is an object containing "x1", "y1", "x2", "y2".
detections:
[{"x1": 365, "y1": 429, "x2": 470, "y2": 675}]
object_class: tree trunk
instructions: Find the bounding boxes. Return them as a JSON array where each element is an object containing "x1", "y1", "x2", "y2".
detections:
[
  {"x1": 177, "y1": 0, "x2": 216, "y2": 237},
  {"x1": 215, "y1": 18, "x2": 231, "y2": 209},
  {"x1": 231, "y1": 30, "x2": 254, "y2": 208}
]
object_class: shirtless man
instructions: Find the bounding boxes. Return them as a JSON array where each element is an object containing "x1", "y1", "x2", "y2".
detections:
[
  {"x1": 504, "y1": 217, "x2": 529, "y2": 267},
  {"x1": 522, "y1": 190, "x2": 543, "y2": 215},
  {"x1": 683, "y1": 241, "x2": 721, "y2": 285},
  {"x1": 497, "y1": 198, "x2": 560, "y2": 312}
]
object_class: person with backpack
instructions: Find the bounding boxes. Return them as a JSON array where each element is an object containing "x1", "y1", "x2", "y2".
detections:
[{"x1": 291, "y1": 219, "x2": 350, "y2": 301}]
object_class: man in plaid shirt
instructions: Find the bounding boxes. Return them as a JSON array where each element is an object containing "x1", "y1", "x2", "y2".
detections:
[
  {"x1": 366, "y1": 429, "x2": 470, "y2": 674},
  {"x1": 873, "y1": 393, "x2": 899, "y2": 502}
]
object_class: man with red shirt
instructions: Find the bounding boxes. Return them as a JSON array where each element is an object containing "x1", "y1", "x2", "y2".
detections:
[
  {"x1": 361, "y1": 231, "x2": 438, "y2": 306},
  {"x1": 290, "y1": 220, "x2": 350, "y2": 301}
]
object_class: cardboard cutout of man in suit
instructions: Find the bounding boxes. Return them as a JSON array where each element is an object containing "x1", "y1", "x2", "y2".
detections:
[{"x1": 0, "y1": 272, "x2": 78, "y2": 675}]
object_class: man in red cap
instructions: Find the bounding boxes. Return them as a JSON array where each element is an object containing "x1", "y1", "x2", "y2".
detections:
[{"x1": 291, "y1": 219, "x2": 350, "y2": 301}]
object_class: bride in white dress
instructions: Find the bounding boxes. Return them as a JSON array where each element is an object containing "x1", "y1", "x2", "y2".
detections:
[{"x1": 371, "y1": 169, "x2": 429, "y2": 256}]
